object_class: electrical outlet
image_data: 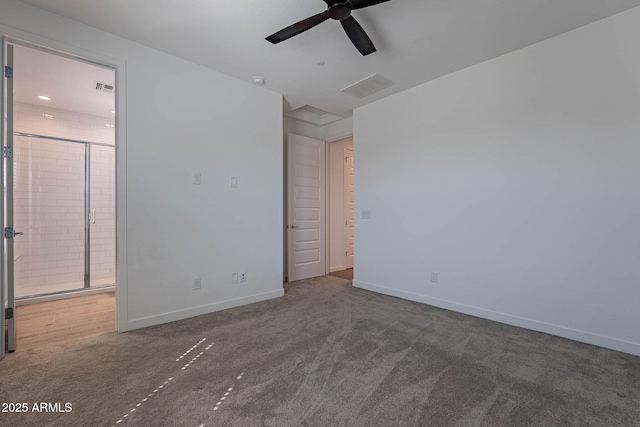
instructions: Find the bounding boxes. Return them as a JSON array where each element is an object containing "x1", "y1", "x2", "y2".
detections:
[
  {"x1": 193, "y1": 277, "x2": 202, "y2": 290},
  {"x1": 431, "y1": 272, "x2": 439, "y2": 284},
  {"x1": 240, "y1": 272, "x2": 247, "y2": 282},
  {"x1": 232, "y1": 273, "x2": 239, "y2": 284}
]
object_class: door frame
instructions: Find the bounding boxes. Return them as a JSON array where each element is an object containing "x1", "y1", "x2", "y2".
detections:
[
  {"x1": 325, "y1": 137, "x2": 353, "y2": 274},
  {"x1": 284, "y1": 133, "x2": 354, "y2": 282},
  {"x1": 343, "y1": 145, "x2": 354, "y2": 269},
  {"x1": 0, "y1": 32, "x2": 128, "y2": 360}
]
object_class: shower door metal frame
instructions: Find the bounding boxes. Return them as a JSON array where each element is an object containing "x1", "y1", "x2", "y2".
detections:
[
  {"x1": 1, "y1": 35, "x2": 5, "y2": 360},
  {"x1": 84, "y1": 143, "x2": 90, "y2": 288},
  {"x1": 12, "y1": 132, "x2": 115, "y2": 296}
]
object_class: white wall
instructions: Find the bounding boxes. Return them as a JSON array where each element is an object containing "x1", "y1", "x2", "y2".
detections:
[
  {"x1": 328, "y1": 137, "x2": 353, "y2": 272},
  {"x1": 1, "y1": 0, "x2": 284, "y2": 330},
  {"x1": 354, "y1": 7, "x2": 640, "y2": 356}
]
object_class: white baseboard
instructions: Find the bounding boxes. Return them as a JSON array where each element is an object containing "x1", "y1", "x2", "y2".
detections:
[
  {"x1": 353, "y1": 280, "x2": 640, "y2": 357},
  {"x1": 125, "y1": 289, "x2": 284, "y2": 331},
  {"x1": 329, "y1": 265, "x2": 346, "y2": 273}
]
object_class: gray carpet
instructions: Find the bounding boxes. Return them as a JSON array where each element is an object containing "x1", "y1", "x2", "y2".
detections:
[{"x1": 1, "y1": 275, "x2": 638, "y2": 426}]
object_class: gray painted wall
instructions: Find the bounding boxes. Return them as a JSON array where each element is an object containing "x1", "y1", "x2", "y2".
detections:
[{"x1": 354, "y1": 7, "x2": 640, "y2": 356}]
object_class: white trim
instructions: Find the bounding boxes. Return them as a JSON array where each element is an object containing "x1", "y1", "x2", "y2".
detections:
[
  {"x1": 114, "y1": 60, "x2": 127, "y2": 333},
  {"x1": 126, "y1": 289, "x2": 284, "y2": 331},
  {"x1": 329, "y1": 265, "x2": 346, "y2": 273},
  {"x1": 343, "y1": 146, "x2": 353, "y2": 270},
  {"x1": 353, "y1": 280, "x2": 640, "y2": 357},
  {"x1": 324, "y1": 141, "x2": 330, "y2": 275},
  {"x1": 325, "y1": 132, "x2": 353, "y2": 144},
  {"x1": 342, "y1": 146, "x2": 347, "y2": 270}
]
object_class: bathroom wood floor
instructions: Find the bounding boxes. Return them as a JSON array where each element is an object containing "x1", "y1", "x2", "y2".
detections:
[
  {"x1": 328, "y1": 268, "x2": 353, "y2": 281},
  {"x1": 14, "y1": 292, "x2": 116, "y2": 352}
]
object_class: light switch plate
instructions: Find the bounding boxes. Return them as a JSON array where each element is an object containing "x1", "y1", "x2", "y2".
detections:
[
  {"x1": 193, "y1": 173, "x2": 202, "y2": 185},
  {"x1": 232, "y1": 272, "x2": 239, "y2": 284},
  {"x1": 230, "y1": 177, "x2": 238, "y2": 188},
  {"x1": 361, "y1": 210, "x2": 371, "y2": 219}
]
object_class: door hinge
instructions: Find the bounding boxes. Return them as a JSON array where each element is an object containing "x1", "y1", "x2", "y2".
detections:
[
  {"x1": 3, "y1": 146, "x2": 12, "y2": 158},
  {"x1": 4, "y1": 227, "x2": 22, "y2": 238},
  {"x1": 4, "y1": 66, "x2": 12, "y2": 79},
  {"x1": 5, "y1": 307, "x2": 13, "y2": 320}
]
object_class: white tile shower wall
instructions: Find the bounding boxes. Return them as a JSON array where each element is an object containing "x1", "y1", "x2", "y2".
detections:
[
  {"x1": 13, "y1": 103, "x2": 115, "y2": 297},
  {"x1": 15, "y1": 103, "x2": 115, "y2": 145},
  {"x1": 13, "y1": 137, "x2": 86, "y2": 296},
  {"x1": 90, "y1": 144, "x2": 116, "y2": 286}
]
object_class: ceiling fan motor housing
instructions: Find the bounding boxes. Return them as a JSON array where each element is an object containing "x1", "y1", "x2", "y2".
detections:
[{"x1": 328, "y1": 1, "x2": 352, "y2": 20}]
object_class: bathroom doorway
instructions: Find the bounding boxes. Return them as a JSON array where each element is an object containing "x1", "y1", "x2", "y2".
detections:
[{"x1": 2, "y1": 39, "x2": 116, "y2": 354}]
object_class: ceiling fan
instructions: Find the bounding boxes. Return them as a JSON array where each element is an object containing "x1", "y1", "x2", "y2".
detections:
[{"x1": 266, "y1": 0, "x2": 391, "y2": 56}]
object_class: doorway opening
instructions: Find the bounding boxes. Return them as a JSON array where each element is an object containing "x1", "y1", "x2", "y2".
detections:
[
  {"x1": 327, "y1": 137, "x2": 353, "y2": 282},
  {"x1": 284, "y1": 133, "x2": 354, "y2": 284},
  {"x1": 2, "y1": 39, "x2": 116, "y2": 355}
]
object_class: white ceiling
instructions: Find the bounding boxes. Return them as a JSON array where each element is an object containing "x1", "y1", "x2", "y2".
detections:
[
  {"x1": 16, "y1": 0, "x2": 640, "y2": 119},
  {"x1": 13, "y1": 43, "x2": 115, "y2": 119}
]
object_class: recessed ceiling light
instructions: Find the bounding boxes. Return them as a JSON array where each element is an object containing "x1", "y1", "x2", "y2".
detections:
[
  {"x1": 37, "y1": 95, "x2": 52, "y2": 101},
  {"x1": 111, "y1": 110, "x2": 116, "y2": 114},
  {"x1": 42, "y1": 113, "x2": 53, "y2": 119},
  {"x1": 105, "y1": 123, "x2": 115, "y2": 128},
  {"x1": 316, "y1": 61, "x2": 325, "y2": 66},
  {"x1": 253, "y1": 76, "x2": 265, "y2": 85}
]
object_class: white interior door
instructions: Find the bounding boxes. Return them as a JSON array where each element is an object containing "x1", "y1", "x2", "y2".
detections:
[
  {"x1": 344, "y1": 147, "x2": 354, "y2": 269},
  {"x1": 287, "y1": 133, "x2": 326, "y2": 282}
]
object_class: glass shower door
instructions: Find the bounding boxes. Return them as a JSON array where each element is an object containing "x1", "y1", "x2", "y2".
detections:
[
  {"x1": 89, "y1": 144, "x2": 115, "y2": 287},
  {"x1": 13, "y1": 136, "x2": 87, "y2": 297}
]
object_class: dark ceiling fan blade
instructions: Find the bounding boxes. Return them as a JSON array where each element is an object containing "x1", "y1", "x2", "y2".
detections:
[
  {"x1": 341, "y1": 16, "x2": 376, "y2": 56},
  {"x1": 348, "y1": 0, "x2": 391, "y2": 10},
  {"x1": 266, "y1": 12, "x2": 329, "y2": 44}
]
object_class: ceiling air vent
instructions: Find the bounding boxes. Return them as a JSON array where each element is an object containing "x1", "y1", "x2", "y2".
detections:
[
  {"x1": 95, "y1": 82, "x2": 115, "y2": 93},
  {"x1": 341, "y1": 73, "x2": 395, "y2": 99}
]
